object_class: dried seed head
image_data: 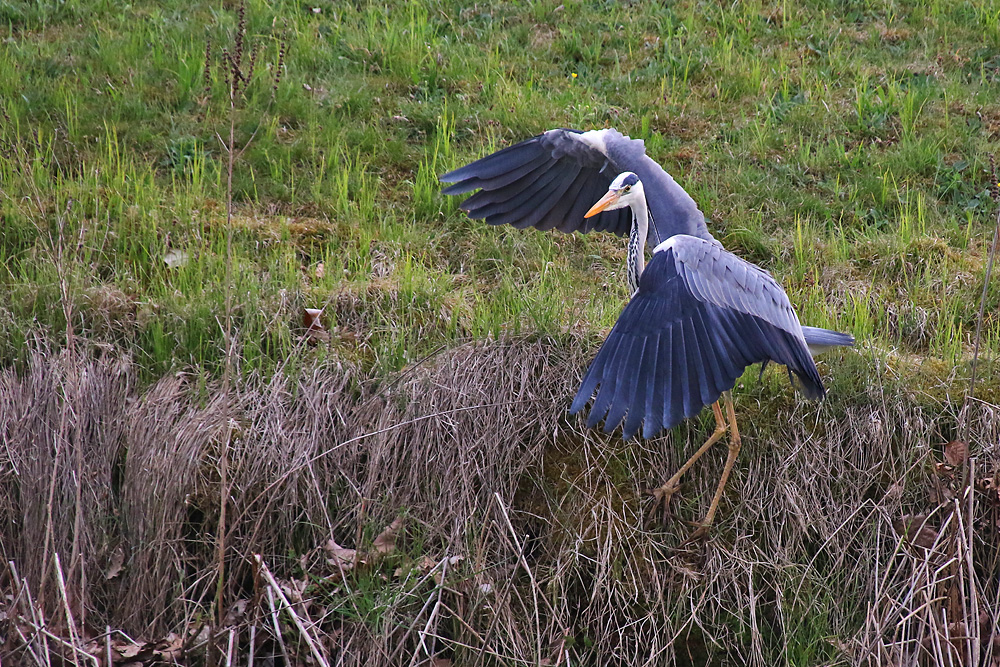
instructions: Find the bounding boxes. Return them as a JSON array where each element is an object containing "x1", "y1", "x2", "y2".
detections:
[
  {"x1": 203, "y1": 37, "x2": 213, "y2": 102},
  {"x1": 234, "y1": 0, "x2": 247, "y2": 68},
  {"x1": 221, "y1": 47, "x2": 233, "y2": 95},
  {"x1": 272, "y1": 29, "x2": 287, "y2": 97}
]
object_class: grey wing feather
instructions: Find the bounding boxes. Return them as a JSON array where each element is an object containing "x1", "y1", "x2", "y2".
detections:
[{"x1": 665, "y1": 235, "x2": 804, "y2": 338}]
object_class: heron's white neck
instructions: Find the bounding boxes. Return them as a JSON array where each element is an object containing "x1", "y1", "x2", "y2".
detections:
[{"x1": 626, "y1": 195, "x2": 649, "y2": 293}]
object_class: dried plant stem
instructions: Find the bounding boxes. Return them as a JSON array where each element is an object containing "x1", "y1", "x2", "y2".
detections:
[
  {"x1": 232, "y1": 399, "x2": 536, "y2": 530},
  {"x1": 9, "y1": 558, "x2": 98, "y2": 667},
  {"x1": 28, "y1": 625, "x2": 98, "y2": 667},
  {"x1": 440, "y1": 602, "x2": 486, "y2": 644},
  {"x1": 210, "y1": 0, "x2": 278, "y2": 626},
  {"x1": 494, "y1": 492, "x2": 542, "y2": 664},
  {"x1": 214, "y1": 104, "x2": 236, "y2": 631},
  {"x1": 2, "y1": 333, "x2": 997, "y2": 663},
  {"x1": 965, "y1": 460, "x2": 979, "y2": 666},
  {"x1": 266, "y1": 586, "x2": 291, "y2": 666},
  {"x1": 247, "y1": 618, "x2": 256, "y2": 667},
  {"x1": 14, "y1": 623, "x2": 47, "y2": 667},
  {"x1": 15, "y1": 169, "x2": 85, "y2": 612},
  {"x1": 411, "y1": 558, "x2": 449, "y2": 667},
  {"x1": 387, "y1": 558, "x2": 449, "y2": 665},
  {"x1": 63, "y1": 213, "x2": 87, "y2": 621},
  {"x1": 39, "y1": 428, "x2": 63, "y2": 604},
  {"x1": 53, "y1": 553, "x2": 82, "y2": 667},
  {"x1": 255, "y1": 555, "x2": 331, "y2": 667},
  {"x1": 10, "y1": 560, "x2": 52, "y2": 667},
  {"x1": 965, "y1": 157, "x2": 1000, "y2": 441},
  {"x1": 225, "y1": 628, "x2": 236, "y2": 667},
  {"x1": 214, "y1": 16, "x2": 239, "y2": 629}
]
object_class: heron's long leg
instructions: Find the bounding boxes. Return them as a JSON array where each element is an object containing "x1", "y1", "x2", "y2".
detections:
[
  {"x1": 650, "y1": 401, "x2": 727, "y2": 517},
  {"x1": 687, "y1": 392, "x2": 742, "y2": 540}
]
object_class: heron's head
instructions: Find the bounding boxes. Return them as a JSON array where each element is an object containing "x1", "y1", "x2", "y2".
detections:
[{"x1": 584, "y1": 172, "x2": 644, "y2": 218}]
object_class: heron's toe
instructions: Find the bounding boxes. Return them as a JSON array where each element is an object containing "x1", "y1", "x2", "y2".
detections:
[
  {"x1": 648, "y1": 479, "x2": 682, "y2": 522},
  {"x1": 681, "y1": 523, "x2": 712, "y2": 546}
]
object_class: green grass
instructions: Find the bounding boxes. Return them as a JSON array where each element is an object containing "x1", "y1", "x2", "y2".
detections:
[
  {"x1": 2, "y1": 0, "x2": 1000, "y2": 662},
  {"x1": 3, "y1": 0, "x2": 999, "y2": 382}
]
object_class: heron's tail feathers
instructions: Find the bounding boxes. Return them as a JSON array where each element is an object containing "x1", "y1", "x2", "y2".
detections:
[{"x1": 801, "y1": 326, "x2": 855, "y2": 356}]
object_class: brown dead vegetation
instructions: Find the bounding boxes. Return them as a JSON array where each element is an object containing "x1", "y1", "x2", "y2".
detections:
[{"x1": 1, "y1": 339, "x2": 999, "y2": 665}]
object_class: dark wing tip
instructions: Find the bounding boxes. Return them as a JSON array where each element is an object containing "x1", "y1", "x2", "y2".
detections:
[
  {"x1": 569, "y1": 388, "x2": 591, "y2": 415},
  {"x1": 439, "y1": 180, "x2": 469, "y2": 195},
  {"x1": 793, "y1": 367, "x2": 826, "y2": 401}
]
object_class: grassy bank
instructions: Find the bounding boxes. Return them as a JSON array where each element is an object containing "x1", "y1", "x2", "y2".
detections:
[{"x1": 2, "y1": 0, "x2": 1000, "y2": 664}]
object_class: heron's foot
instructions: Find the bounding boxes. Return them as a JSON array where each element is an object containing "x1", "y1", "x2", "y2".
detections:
[
  {"x1": 680, "y1": 522, "x2": 712, "y2": 546},
  {"x1": 648, "y1": 479, "x2": 682, "y2": 522}
]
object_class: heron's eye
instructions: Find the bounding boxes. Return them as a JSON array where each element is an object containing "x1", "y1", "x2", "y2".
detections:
[{"x1": 622, "y1": 185, "x2": 631, "y2": 193}]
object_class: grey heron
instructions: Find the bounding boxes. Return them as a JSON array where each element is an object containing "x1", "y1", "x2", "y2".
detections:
[{"x1": 441, "y1": 128, "x2": 853, "y2": 535}]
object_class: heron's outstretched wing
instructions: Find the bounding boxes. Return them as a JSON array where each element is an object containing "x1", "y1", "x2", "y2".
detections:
[
  {"x1": 440, "y1": 128, "x2": 714, "y2": 245},
  {"x1": 440, "y1": 128, "x2": 633, "y2": 236},
  {"x1": 570, "y1": 235, "x2": 823, "y2": 439}
]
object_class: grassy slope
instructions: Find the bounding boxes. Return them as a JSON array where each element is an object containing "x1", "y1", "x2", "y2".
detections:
[
  {"x1": 3, "y1": 0, "x2": 1000, "y2": 379},
  {"x1": 2, "y1": 0, "x2": 1000, "y2": 664}
]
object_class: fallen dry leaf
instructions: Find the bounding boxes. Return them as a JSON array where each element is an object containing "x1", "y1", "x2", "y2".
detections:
[
  {"x1": 105, "y1": 547, "x2": 125, "y2": 580},
  {"x1": 417, "y1": 555, "x2": 436, "y2": 573},
  {"x1": 116, "y1": 643, "x2": 143, "y2": 659},
  {"x1": 303, "y1": 308, "x2": 324, "y2": 331},
  {"x1": 153, "y1": 633, "x2": 185, "y2": 662},
  {"x1": 189, "y1": 624, "x2": 210, "y2": 646},
  {"x1": 373, "y1": 517, "x2": 403, "y2": 556},
  {"x1": 302, "y1": 307, "x2": 330, "y2": 344},
  {"x1": 324, "y1": 539, "x2": 357, "y2": 569},
  {"x1": 280, "y1": 577, "x2": 309, "y2": 604},
  {"x1": 113, "y1": 640, "x2": 153, "y2": 661},
  {"x1": 977, "y1": 476, "x2": 1000, "y2": 507},
  {"x1": 944, "y1": 440, "x2": 969, "y2": 467},
  {"x1": 934, "y1": 461, "x2": 955, "y2": 477},
  {"x1": 928, "y1": 471, "x2": 958, "y2": 504},
  {"x1": 893, "y1": 514, "x2": 940, "y2": 550}
]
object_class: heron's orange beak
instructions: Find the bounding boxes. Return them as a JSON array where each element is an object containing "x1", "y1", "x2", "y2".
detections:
[{"x1": 584, "y1": 190, "x2": 620, "y2": 218}]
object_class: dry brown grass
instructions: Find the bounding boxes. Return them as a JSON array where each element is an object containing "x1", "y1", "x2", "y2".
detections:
[{"x1": 1, "y1": 338, "x2": 999, "y2": 665}]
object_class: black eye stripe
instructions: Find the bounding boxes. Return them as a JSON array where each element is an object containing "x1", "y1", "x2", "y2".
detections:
[{"x1": 614, "y1": 172, "x2": 639, "y2": 192}]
